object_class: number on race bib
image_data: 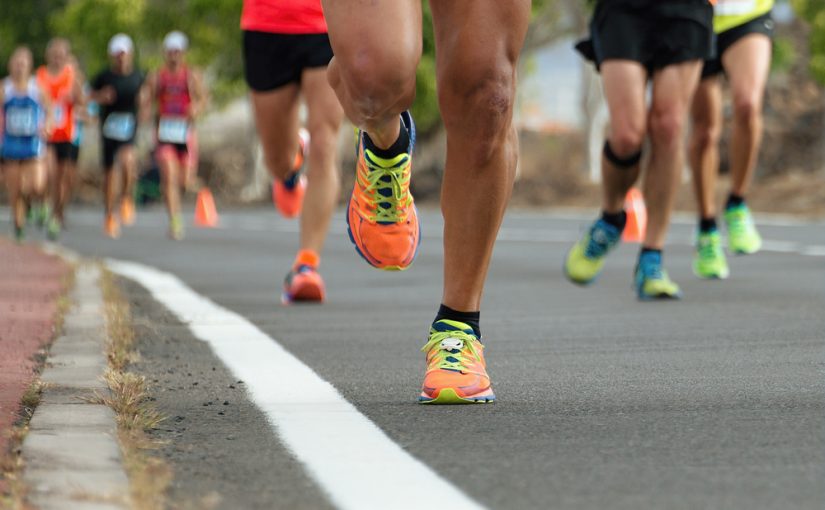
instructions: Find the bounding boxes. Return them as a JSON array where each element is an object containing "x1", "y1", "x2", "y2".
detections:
[
  {"x1": 157, "y1": 116, "x2": 189, "y2": 145},
  {"x1": 5, "y1": 106, "x2": 38, "y2": 137},
  {"x1": 102, "y1": 112, "x2": 136, "y2": 141},
  {"x1": 53, "y1": 104, "x2": 65, "y2": 126}
]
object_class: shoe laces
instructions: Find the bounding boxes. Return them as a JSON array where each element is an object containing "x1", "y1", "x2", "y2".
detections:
[
  {"x1": 727, "y1": 207, "x2": 753, "y2": 236},
  {"x1": 360, "y1": 148, "x2": 412, "y2": 223},
  {"x1": 697, "y1": 233, "x2": 719, "y2": 260},
  {"x1": 585, "y1": 220, "x2": 619, "y2": 258},
  {"x1": 638, "y1": 253, "x2": 665, "y2": 280},
  {"x1": 422, "y1": 328, "x2": 480, "y2": 373}
]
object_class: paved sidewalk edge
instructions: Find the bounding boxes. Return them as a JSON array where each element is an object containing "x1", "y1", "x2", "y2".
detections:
[{"x1": 21, "y1": 263, "x2": 130, "y2": 510}]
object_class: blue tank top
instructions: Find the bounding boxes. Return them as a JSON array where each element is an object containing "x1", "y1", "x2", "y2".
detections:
[{"x1": 2, "y1": 78, "x2": 44, "y2": 160}]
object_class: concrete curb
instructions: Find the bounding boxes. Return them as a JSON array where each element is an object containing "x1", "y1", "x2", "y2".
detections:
[{"x1": 21, "y1": 265, "x2": 130, "y2": 509}]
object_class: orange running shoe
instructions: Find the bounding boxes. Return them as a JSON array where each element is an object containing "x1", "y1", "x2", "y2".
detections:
[
  {"x1": 120, "y1": 197, "x2": 136, "y2": 226},
  {"x1": 282, "y1": 249, "x2": 325, "y2": 304},
  {"x1": 273, "y1": 134, "x2": 308, "y2": 218},
  {"x1": 347, "y1": 111, "x2": 419, "y2": 271},
  {"x1": 419, "y1": 319, "x2": 495, "y2": 404},
  {"x1": 104, "y1": 214, "x2": 121, "y2": 239}
]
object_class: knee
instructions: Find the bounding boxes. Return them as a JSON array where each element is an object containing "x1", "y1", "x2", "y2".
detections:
[
  {"x1": 690, "y1": 119, "x2": 721, "y2": 153},
  {"x1": 732, "y1": 92, "x2": 762, "y2": 127},
  {"x1": 440, "y1": 66, "x2": 516, "y2": 164},
  {"x1": 608, "y1": 120, "x2": 646, "y2": 157},
  {"x1": 335, "y1": 46, "x2": 419, "y2": 120},
  {"x1": 649, "y1": 107, "x2": 687, "y2": 147}
]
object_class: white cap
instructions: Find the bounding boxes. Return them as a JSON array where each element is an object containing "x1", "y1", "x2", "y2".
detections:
[
  {"x1": 108, "y1": 34, "x2": 134, "y2": 55},
  {"x1": 163, "y1": 31, "x2": 188, "y2": 52}
]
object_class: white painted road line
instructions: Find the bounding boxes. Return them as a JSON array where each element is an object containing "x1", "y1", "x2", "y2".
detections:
[{"x1": 107, "y1": 259, "x2": 485, "y2": 510}]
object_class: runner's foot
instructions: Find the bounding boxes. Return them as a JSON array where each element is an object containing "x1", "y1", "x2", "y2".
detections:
[
  {"x1": 419, "y1": 319, "x2": 495, "y2": 404},
  {"x1": 120, "y1": 197, "x2": 136, "y2": 226},
  {"x1": 635, "y1": 250, "x2": 682, "y2": 300},
  {"x1": 281, "y1": 249, "x2": 325, "y2": 304},
  {"x1": 564, "y1": 218, "x2": 622, "y2": 285},
  {"x1": 169, "y1": 214, "x2": 185, "y2": 240},
  {"x1": 46, "y1": 216, "x2": 61, "y2": 241},
  {"x1": 104, "y1": 214, "x2": 121, "y2": 239},
  {"x1": 347, "y1": 110, "x2": 419, "y2": 271},
  {"x1": 725, "y1": 203, "x2": 761, "y2": 255},
  {"x1": 693, "y1": 229, "x2": 729, "y2": 279}
]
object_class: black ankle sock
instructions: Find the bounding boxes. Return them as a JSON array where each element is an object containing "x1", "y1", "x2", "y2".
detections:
[
  {"x1": 699, "y1": 217, "x2": 718, "y2": 233},
  {"x1": 434, "y1": 304, "x2": 481, "y2": 339},
  {"x1": 726, "y1": 193, "x2": 745, "y2": 209},
  {"x1": 640, "y1": 246, "x2": 662, "y2": 257},
  {"x1": 282, "y1": 170, "x2": 300, "y2": 190},
  {"x1": 363, "y1": 117, "x2": 409, "y2": 159},
  {"x1": 601, "y1": 210, "x2": 627, "y2": 231}
]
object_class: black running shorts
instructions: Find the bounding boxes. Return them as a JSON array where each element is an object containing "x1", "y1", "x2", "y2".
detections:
[
  {"x1": 243, "y1": 31, "x2": 334, "y2": 92},
  {"x1": 701, "y1": 11, "x2": 775, "y2": 79},
  {"x1": 576, "y1": 0, "x2": 715, "y2": 73},
  {"x1": 49, "y1": 141, "x2": 79, "y2": 163},
  {"x1": 101, "y1": 137, "x2": 134, "y2": 171}
]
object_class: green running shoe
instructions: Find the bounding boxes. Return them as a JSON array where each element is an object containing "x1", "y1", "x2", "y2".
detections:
[
  {"x1": 33, "y1": 203, "x2": 50, "y2": 229},
  {"x1": 46, "y1": 217, "x2": 61, "y2": 241},
  {"x1": 724, "y1": 204, "x2": 761, "y2": 255},
  {"x1": 564, "y1": 219, "x2": 622, "y2": 285},
  {"x1": 14, "y1": 225, "x2": 25, "y2": 243},
  {"x1": 635, "y1": 251, "x2": 682, "y2": 301},
  {"x1": 693, "y1": 230, "x2": 729, "y2": 279}
]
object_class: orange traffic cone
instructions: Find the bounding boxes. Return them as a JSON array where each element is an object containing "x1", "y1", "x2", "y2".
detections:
[
  {"x1": 621, "y1": 187, "x2": 646, "y2": 243},
  {"x1": 194, "y1": 188, "x2": 219, "y2": 228}
]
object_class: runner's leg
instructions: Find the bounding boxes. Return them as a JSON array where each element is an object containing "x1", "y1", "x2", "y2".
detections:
[
  {"x1": 722, "y1": 34, "x2": 771, "y2": 197},
  {"x1": 644, "y1": 60, "x2": 703, "y2": 249},
  {"x1": 299, "y1": 67, "x2": 344, "y2": 255},
  {"x1": 320, "y1": 0, "x2": 421, "y2": 147},
  {"x1": 689, "y1": 77, "x2": 724, "y2": 220},
  {"x1": 430, "y1": 0, "x2": 530, "y2": 311},
  {"x1": 250, "y1": 84, "x2": 301, "y2": 182}
]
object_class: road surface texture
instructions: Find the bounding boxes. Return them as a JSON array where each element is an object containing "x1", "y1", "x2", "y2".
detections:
[{"x1": 4, "y1": 206, "x2": 823, "y2": 509}]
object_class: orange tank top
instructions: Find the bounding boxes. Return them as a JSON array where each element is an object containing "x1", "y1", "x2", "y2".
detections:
[{"x1": 36, "y1": 65, "x2": 75, "y2": 143}]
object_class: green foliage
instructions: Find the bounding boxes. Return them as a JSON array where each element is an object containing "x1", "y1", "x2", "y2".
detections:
[
  {"x1": 771, "y1": 36, "x2": 797, "y2": 73},
  {"x1": 791, "y1": 0, "x2": 825, "y2": 83}
]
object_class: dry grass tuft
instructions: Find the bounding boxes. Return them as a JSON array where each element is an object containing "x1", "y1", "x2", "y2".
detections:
[{"x1": 99, "y1": 266, "x2": 172, "y2": 510}]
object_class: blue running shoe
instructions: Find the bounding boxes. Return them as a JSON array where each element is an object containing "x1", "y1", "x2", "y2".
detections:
[{"x1": 635, "y1": 250, "x2": 682, "y2": 301}]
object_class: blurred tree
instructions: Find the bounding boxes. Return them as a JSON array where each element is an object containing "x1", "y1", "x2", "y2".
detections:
[
  {"x1": 0, "y1": 0, "x2": 68, "y2": 68},
  {"x1": 791, "y1": 0, "x2": 825, "y2": 83}
]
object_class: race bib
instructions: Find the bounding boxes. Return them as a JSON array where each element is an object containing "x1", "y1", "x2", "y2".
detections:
[
  {"x1": 157, "y1": 116, "x2": 188, "y2": 144},
  {"x1": 5, "y1": 106, "x2": 38, "y2": 137},
  {"x1": 715, "y1": 0, "x2": 757, "y2": 15},
  {"x1": 102, "y1": 112, "x2": 136, "y2": 141}
]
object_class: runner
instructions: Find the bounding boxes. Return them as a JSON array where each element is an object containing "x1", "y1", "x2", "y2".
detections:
[
  {"x1": 89, "y1": 34, "x2": 146, "y2": 239},
  {"x1": 321, "y1": 1, "x2": 529, "y2": 403},
  {"x1": 37, "y1": 37, "x2": 85, "y2": 240},
  {"x1": 144, "y1": 31, "x2": 206, "y2": 240},
  {"x1": 2, "y1": 47, "x2": 51, "y2": 242},
  {"x1": 689, "y1": 0, "x2": 774, "y2": 279},
  {"x1": 565, "y1": 0, "x2": 715, "y2": 300},
  {"x1": 241, "y1": 0, "x2": 344, "y2": 303}
]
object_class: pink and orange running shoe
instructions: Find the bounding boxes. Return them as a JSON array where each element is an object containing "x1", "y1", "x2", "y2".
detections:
[
  {"x1": 419, "y1": 319, "x2": 495, "y2": 404},
  {"x1": 282, "y1": 249, "x2": 325, "y2": 304},
  {"x1": 347, "y1": 111, "x2": 420, "y2": 271}
]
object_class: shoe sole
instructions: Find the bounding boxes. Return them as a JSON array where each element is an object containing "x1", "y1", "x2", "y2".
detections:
[
  {"x1": 637, "y1": 291, "x2": 683, "y2": 301},
  {"x1": 281, "y1": 282, "x2": 325, "y2": 305},
  {"x1": 346, "y1": 200, "x2": 421, "y2": 271},
  {"x1": 418, "y1": 388, "x2": 496, "y2": 405}
]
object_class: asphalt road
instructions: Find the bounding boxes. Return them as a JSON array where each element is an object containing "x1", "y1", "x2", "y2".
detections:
[{"x1": 5, "y1": 205, "x2": 824, "y2": 509}]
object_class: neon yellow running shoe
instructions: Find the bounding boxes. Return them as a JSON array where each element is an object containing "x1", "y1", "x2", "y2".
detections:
[
  {"x1": 693, "y1": 230, "x2": 729, "y2": 279},
  {"x1": 724, "y1": 204, "x2": 761, "y2": 255},
  {"x1": 419, "y1": 320, "x2": 495, "y2": 405},
  {"x1": 564, "y1": 219, "x2": 622, "y2": 285}
]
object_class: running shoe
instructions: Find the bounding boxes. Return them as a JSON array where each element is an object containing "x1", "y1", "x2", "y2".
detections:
[
  {"x1": 169, "y1": 215, "x2": 185, "y2": 241},
  {"x1": 32, "y1": 203, "x2": 50, "y2": 229},
  {"x1": 564, "y1": 218, "x2": 622, "y2": 285},
  {"x1": 13, "y1": 225, "x2": 25, "y2": 243},
  {"x1": 724, "y1": 203, "x2": 761, "y2": 255},
  {"x1": 347, "y1": 111, "x2": 420, "y2": 271},
  {"x1": 104, "y1": 215, "x2": 121, "y2": 239},
  {"x1": 419, "y1": 320, "x2": 495, "y2": 404},
  {"x1": 46, "y1": 216, "x2": 61, "y2": 241},
  {"x1": 635, "y1": 251, "x2": 682, "y2": 300},
  {"x1": 273, "y1": 173, "x2": 307, "y2": 219},
  {"x1": 693, "y1": 230, "x2": 729, "y2": 279},
  {"x1": 120, "y1": 197, "x2": 136, "y2": 226},
  {"x1": 282, "y1": 264, "x2": 326, "y2": 304}
]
